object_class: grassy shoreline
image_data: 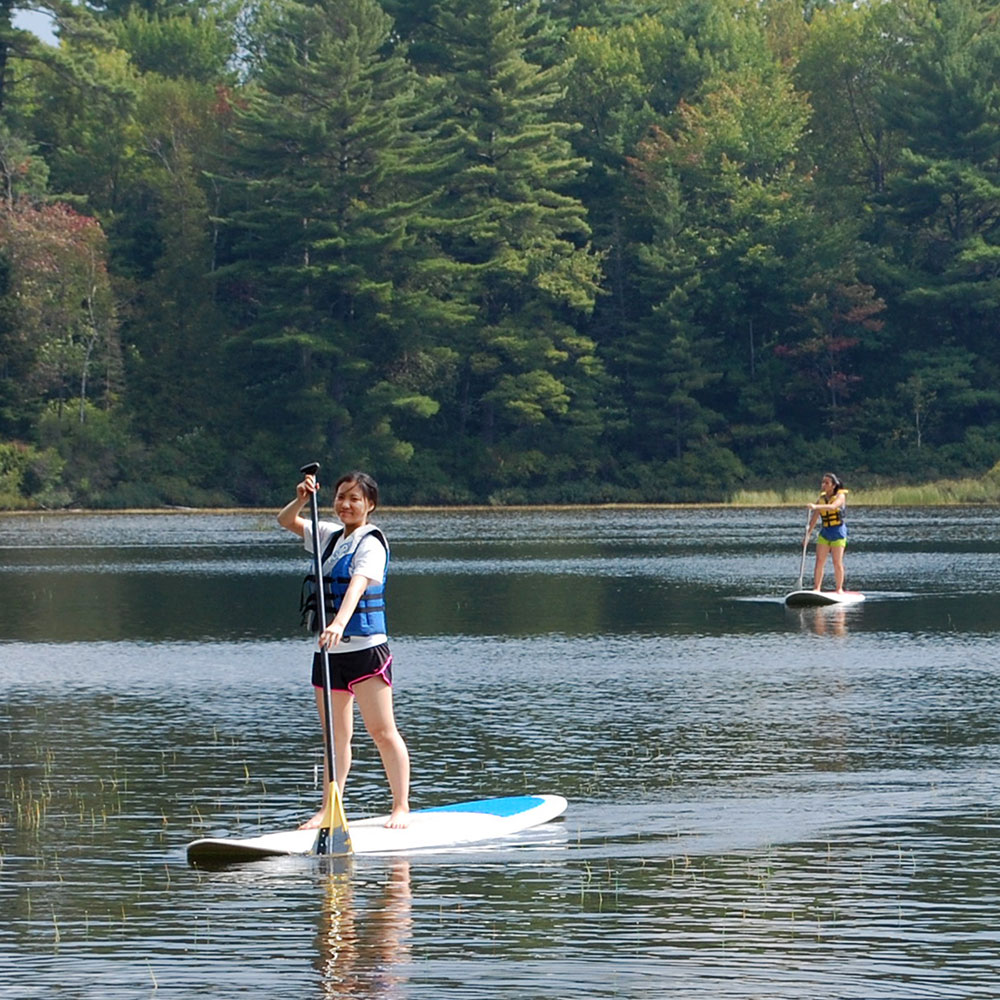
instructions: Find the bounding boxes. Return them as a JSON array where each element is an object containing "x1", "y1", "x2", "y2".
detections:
[
  {"x1": 2, "y1": 466, "x2": 1000, "y2": 514},
  {"x1": 1, "y1": 491, "x2": 998, "y2": 516},
  {"x1": 732, "y1": 478, "x2": 1000, "y2": 506}
]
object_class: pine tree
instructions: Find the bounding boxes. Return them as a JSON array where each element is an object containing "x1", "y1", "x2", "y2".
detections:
[
  {"x1": 878, "y1": 0, "x2": 1000, "y2": 355},
  {"x1": 118, "y1": 74, "x2": 230, "y2": 492},
  {"x1": 215, "y1": 0, "x2": 463, "y2": 489},
  {"x1": 623, "y1": 67, "x2": 825, "y2": 484},
  {"x1": 417, "y1": 0, "x2": 604, "y2": 496},
  {"x1": 874, "y1": 0, "x2": 1000, "y2": 450}
]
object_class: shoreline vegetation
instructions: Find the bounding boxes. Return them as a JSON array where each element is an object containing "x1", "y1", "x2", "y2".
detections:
[
  {"x1": 731, "y1": 472, "x2": 1000, "y2": 507},
  {"x1": 5, "y1": 3, "x2": 1000, "y2": 520},
  {"x1": 1, "y1": 472, "x2": 998, "y2": 515}
]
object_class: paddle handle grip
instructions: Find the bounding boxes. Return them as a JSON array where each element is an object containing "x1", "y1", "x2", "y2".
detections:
[{"x1": 301, "y1": 462, "x2": 326, "y2": 632}]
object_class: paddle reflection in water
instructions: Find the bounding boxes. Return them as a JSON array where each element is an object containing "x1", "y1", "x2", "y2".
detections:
[{"x1": 315, "y1": 859, "x2": 412, "y2": 999}]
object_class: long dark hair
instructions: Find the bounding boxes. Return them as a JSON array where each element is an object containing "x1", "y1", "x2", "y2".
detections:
[
  {"x1": 334, "y1": 470, "x2": 379, "y2": 511},
  {"x1": 822, "y1": 472, "x2": 844, "y2": 495}
]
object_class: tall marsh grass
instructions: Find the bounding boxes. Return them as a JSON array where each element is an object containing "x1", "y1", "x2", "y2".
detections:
[{"x1": 731, "y1": 465, "x2": 1000, "y2": 506}]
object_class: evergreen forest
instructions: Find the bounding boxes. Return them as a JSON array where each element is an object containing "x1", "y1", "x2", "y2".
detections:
[{"x1": 2, "y1": 0, "x2": 1000, "y2": 508}]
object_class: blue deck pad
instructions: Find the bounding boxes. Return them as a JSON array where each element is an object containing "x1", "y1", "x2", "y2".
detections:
[{"x1": 420, "y1": 796, "x2": 544, "y2": 818}]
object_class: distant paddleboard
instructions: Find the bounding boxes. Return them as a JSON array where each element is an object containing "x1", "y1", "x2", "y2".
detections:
[
  {"x1": 187, "y1": 794, "x2": 567, "y2": 865},
  {"x1": 784, "y1": 590, "x2": 865, "y2": 607}
]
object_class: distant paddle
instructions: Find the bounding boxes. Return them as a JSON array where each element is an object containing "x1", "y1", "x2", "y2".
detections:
[
  {"x1": 301, "y1": 461, "x2": 353, "y2": 856},
  {"x1": 797, "y1": 508, "x2": 811, "y2": 590}
]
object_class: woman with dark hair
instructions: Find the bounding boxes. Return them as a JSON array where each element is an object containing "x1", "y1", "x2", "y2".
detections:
[
  {"x1": 278, "y1": 469, "x2": 410, "y2": 829},
  {"x1": 805, "y1": 472, "x2": 849, "y2": 592}
]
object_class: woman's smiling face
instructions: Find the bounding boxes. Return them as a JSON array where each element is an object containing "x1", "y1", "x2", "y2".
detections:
[{"x1": 334, "y1": 479, "x2": 375, "y2": 530}]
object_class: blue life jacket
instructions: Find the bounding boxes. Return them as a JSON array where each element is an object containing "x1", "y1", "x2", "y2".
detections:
[{"x1": 300, "y1": 527, "x2": 389, "y2": 635}]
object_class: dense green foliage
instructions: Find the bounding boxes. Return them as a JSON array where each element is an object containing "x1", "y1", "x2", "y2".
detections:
[{"x1": 2, "y1": 0, "x2": 1000, "y2": 507}]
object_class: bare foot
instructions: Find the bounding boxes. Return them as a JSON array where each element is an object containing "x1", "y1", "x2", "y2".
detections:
[
  {"x1": 298, "y1": 806, "x2": 328, "y2": 830},
  {"x1": 384, "y1": 806, "x2": 409, "y2": 829}
]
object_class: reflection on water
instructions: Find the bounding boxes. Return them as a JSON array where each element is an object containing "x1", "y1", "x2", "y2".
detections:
[
  {"x1": 3, "y1": 506, "x2": 1000, "y2": 641},
  {"x1": 2, "y1": 507, "x2": 1000, "y2": 998},
  {"x1": 787, "y1": 604, "x2": 851, "y2": 636},
  {"x1": 316, "y1": 860, "x2": 412, "y2": 999}
]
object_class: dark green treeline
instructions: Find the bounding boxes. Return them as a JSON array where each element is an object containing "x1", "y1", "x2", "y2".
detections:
[{"x1": 2, "y1": 0, "x2": 999, "y2": 507}]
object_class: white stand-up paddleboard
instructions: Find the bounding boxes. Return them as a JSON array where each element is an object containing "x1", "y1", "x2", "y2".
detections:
[
  {"x1": 784, "y1": 590, "x2": 865, "y2": 607},
  {"x1": 187, "y1": 794, "x2": 568, "y2": 865}
]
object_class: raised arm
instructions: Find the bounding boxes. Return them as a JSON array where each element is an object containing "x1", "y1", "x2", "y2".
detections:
[{"x1": 277, "y1": 473, "x2": 317, "y2": 539}]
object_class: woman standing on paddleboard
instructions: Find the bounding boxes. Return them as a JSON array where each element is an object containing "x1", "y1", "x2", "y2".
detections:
[
  {"x1": 278, "y1": 470, "x2": 410, "y2": 830},
  {"x1": 805, "y1": 472, "x2": 849, "y2": 592}
]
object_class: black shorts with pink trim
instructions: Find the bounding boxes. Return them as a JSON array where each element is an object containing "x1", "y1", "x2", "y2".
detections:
[{"x1": 311, "y1": 642, "x2": 393, "y2": 693}]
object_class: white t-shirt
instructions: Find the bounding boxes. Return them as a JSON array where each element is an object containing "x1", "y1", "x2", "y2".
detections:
[{"x1": 304, "y1": 521, "x2": 388, "y2": 652}]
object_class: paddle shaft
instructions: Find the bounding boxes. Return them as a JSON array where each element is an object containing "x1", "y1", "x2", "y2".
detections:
[
  {"x1": 797, "y1": 509, "x2": 812, "y2": 590},
  {"x1": 301, "y1": 461, "x2": 352, "y2": 855}
]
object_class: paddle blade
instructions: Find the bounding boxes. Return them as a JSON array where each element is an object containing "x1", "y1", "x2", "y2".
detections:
[{"x1": 313, "y1": 786, "x2": 353, "y2": 856}]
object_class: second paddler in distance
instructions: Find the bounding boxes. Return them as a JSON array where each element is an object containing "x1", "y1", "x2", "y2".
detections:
[{"x1": 805, "y1": 472, "x2": 849, "y2": 593}]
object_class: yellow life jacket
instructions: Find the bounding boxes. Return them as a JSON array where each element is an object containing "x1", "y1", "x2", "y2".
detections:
[{"x1": 818, "y1": 488, "x2": 847, "y2": 528}]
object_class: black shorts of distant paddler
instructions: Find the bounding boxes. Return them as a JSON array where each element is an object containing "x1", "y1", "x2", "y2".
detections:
[{"x1": 311, "y1": 642, "x2": 393, "y2": 694}]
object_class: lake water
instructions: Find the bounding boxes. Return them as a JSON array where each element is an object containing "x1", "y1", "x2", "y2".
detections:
[{"x1": 2, "y1": 505, "x2": 999, "y2": 998}]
